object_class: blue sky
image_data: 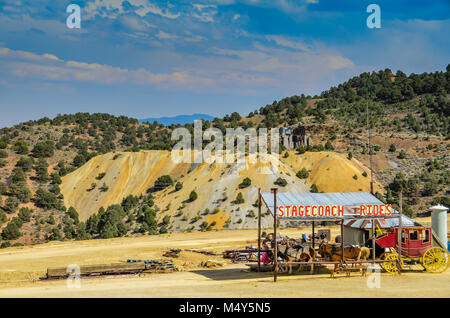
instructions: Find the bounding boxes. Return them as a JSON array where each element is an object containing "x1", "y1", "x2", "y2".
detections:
[{"x1": 0, "y1": 0, "x2": 449, "y2": 127}]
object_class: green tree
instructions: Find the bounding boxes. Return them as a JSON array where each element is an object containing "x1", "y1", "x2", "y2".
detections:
[
  {"x1": 4, "y1": 196, "x2": 20, "y2": 214},
  {"x1": 12, "y1": 140, "x2": 29, "y2": 155},
  {"x1": 296, "y1": 168, "x2": 309, "y2": 179},
  {"x1": 239, "y1": 177, "x2": 252, "y2": 189},
  {"x1": 1, "y1": 222, "x2": 21, "y2": 240},
  {"x1": 175, "y1": 182, "x2": 183, "y2": 191},
  {"x1": 16, "y1": 156, "x2": 34, "y2": 172},
  {"x1": 389, "y1": 144, "x2": 396, "y2": 152},
  {"x1": 189, "y1": 190, "x2": 198, "y2": 202},
  {"x1": 274, "y1": 177, "x2": 288, "y2": 187},
  {"x1": 153, "y1": 175, "x2": 173, "y2": 191},
  {"x1": 34, "y1": 158, "x2": 49, "y2": 183},
  {"x1": 235, "y1": 192, "x2": 245, "y2": 204},
  {"x1": 310, "y1": 184, "x2": 319, "y2": 193},
  {"x1": 32, "y1": 140, "x2": 55, "y2": 158}
]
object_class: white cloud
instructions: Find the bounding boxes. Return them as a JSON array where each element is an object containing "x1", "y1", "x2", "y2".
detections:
[
  {"x1": 156, "y1": 30, "x2": 178, "y2": 40},
  {"x1": 84, "y1": 0, "x2": 181, "y2": 20}
]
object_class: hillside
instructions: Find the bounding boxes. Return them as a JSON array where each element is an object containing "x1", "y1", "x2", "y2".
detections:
[
  {"x1": 0, "y1": 67, "x2": 448, "y2": 247},
  {"x1": 60, "y1": 150, "x2": 379, "y2": 234}
]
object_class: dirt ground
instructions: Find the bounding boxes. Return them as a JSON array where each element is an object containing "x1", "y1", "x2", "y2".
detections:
[{"x1": 0, "y1": 227, "x2": 449, "y2": 298}]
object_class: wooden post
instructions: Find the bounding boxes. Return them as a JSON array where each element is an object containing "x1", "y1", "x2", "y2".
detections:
[
  {"x1": 340, "y1": 220, "x2": 344, "y2": 265},
  {"x1": 312, "y1": 221, "x2": 315, "y2": 274},
  {"x1": 257, "y1": 188, "x2": 261, "y2": 272},
  {"x1": 372, "y1": 219, "x2": 376, "y2": 263},
  {"x1": 271, "y1": 188, "x2": 278, "y2": 282},
  {"x1": 398, "y1": 189, "x2": 403, "y2": 273},
  {"x1": 312, "y1": 221, "x2": 315, "y2": 250}
]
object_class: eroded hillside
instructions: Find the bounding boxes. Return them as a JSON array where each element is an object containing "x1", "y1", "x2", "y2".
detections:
[{"x1": 60, "y1": 150, "x2": 382, "y2": 231}]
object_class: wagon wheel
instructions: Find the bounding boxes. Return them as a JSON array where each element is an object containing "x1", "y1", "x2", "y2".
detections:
[
  {"x1": 381, "y1": 253, "x2": 402, "y2": 274},
  {"x1": 422, "y1": 247, "x2": 449, "y2": 273}
]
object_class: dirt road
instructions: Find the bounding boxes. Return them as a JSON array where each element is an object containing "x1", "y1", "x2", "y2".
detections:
[{"x1": 0, "y1": 228, "x2": 449, "y2": 298}]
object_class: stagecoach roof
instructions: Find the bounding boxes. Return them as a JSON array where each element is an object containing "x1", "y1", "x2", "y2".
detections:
[
  {"x1": 260, "y1": 192, "x2": 400, "y2": 221},
  {"x1": 344, "y1": 214, "x2": 422, "y2": 229}
]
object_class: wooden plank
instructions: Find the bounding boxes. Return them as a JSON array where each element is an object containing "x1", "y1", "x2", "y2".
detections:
[{"x1": 47, "y1": 263, "x2": 146, "y2": 278}]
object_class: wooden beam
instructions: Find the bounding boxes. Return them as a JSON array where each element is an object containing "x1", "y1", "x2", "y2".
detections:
[
  {"x1": 271, "y1": 188, "x2": 278, "y2": 282},
  {"x1": 257, "y1": 188, "x2": 261, "y2": 272}
]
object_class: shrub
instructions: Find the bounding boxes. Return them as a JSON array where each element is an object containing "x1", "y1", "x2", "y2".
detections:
[
  {"x1": 154, "y1": 175, "x2": 173, "y2": 191},
  {"x1": 9, "y1": 183, "x2": 31, "y2": 203},
  {"x1": 389, "y1": 144, "x2": 396, "y2": 152},
  {"x1": 34, "y1": 188, "x2": 64, "y2": 211},
  {"x1": 10, "y1": 167, "x2": 26, "y2": 183},
  {"x1": 347, "y1": 152, "x2": 353, "y2": 160},
  {"x1": 296, "y1": 146, "x2": 306, "y2": 154},
  {"x1": 16, "y1": 156, "x2": 34, "y2": 172},
  {"x1": 325, "y1": 141, "x2": 334, "y2": 150},
  {"x1": 353, "y1": 174, "x2": 358, "y2": 180},
  {"x1": 67, "y1": 207, "x2": 79, "y2": 224},
  {"x1": 34, "y1": 158, "x2": 49, "y2": 183},
  {"x1": 1, "y1": 222, "x2": 21, "y2": 240},
  {"x1": 32, "y1": 140, "x2": 55, "y2": 158},
  {"x1": 18, "y1": 207, "x2": 32, "y2": 223},
  {"x1": 362, "y1": 171, "x2": 368, "y2": 177},
  {"x1": 310, "y1": 184, "x2": 319, "y2": 193},
  {"x1": 397, "y1": 150, "x2": 407, "y2": 159},
  {"x1": 189, "y1": 190, "x2": 198, "y2": 202},
  {"x1": 235, "y1": 192, "x2": 245, "y2": 204},
  {"x1": 274, "y1": 177, "x2": 287, "y2": 187},
  {"x1": 296, "y1": 168, "x2": 309, "y2": 179},
  {"x1": 175, "y1": 182, "x2": 183, "y2": 191},
  {"x1": 13, "y1": 140, "x2": 29, "y2": 155},
  {"x1": 4, "y1": 196, "x2": 20, "y2": 214},
  {"x1": 96, "y1": 172, "x2": 106, "y2": 180},
  {"x1": 100, "y1": 183, "x2": 109, "y2": 192},
  {"x1": 0, "y1": 150, "x2": 8, "y2": 158},
  {"x1": 239, "y1": 177, "x2": 252, "y2": 189}
]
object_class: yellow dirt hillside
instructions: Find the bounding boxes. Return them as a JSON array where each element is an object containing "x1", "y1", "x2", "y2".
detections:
[
  {"x1": 61, "y1": 151, "x2": 191, "y2": 220},
  {"x1": 281, "y1": 151, "x2": 383, "y2": 193},
  {"x1": 61, "y1": 150, "x2": 383, "y2": 227}
]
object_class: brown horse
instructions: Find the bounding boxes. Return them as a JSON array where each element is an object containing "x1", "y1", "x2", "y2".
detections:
[{"x1": 318, "y1": 242, "x2": 362, "y2": 277}]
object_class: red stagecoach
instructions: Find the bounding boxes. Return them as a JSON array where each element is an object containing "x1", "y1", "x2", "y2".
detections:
[{"x1": 376, "y1": 226, "x2": 449, "y2": 273}]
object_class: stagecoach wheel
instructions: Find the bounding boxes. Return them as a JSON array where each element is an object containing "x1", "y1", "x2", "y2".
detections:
[
  {"x1": 381, "y1": 253, "x2": 401, "y2": 274},
  {"x1": 422, "y1": 247, "x2": 449, "y2": 273}
]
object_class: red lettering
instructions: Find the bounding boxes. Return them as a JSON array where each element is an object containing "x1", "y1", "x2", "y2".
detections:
[
  {"x1": 325, "y1": 206, "x2": 331, "y2": 216},
  {"x1": 386, "y1": 204, "x2": 392, "y2": 216},
  {"x1": 360, "y1": 205, "x2": 366, "y2": 216},
  {"x1": 338, "y1": 205, "x2": 344, "y2": 216},
  {"x1": 278, "y1": 206, "x2": 284, "y2": 217},
  {"x1": 292, "y1": 205, "x2": 298, "y2": 217},
  {"x1": 318, "y1": 206, "x2": 324, "y2": 217}
]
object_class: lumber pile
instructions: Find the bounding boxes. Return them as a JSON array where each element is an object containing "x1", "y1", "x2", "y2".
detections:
[{"x1": 47, "y1": 259, "x2": 175, "y2": 279}]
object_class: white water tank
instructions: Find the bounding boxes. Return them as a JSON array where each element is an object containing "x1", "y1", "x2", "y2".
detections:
[{"x1": 430, "y1": 204, "x2": 448, "y2": 249}]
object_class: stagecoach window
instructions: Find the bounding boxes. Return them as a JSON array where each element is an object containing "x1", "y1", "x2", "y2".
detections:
[
  {"x1": 409, "y1": 230, "x2": 418, "y2": 241},
  {"x1": 401, "y1": 230, "x2": 406, "y2": 243},
  {"x1": 423, "y1": 230, "x2": 430, "y2": 243}
]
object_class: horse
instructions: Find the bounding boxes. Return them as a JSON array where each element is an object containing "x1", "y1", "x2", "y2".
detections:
[
  {"x1": 278, "y1": 240, "x2": 315, "y2": 274},
  {"x1": 318, "y1": 242, "x2": 362, "y2": 277}
]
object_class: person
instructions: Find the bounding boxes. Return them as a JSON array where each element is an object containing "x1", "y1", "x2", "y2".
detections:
[{"x1": 261, "y1": 241, "x2": 271, "y2": 264}]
